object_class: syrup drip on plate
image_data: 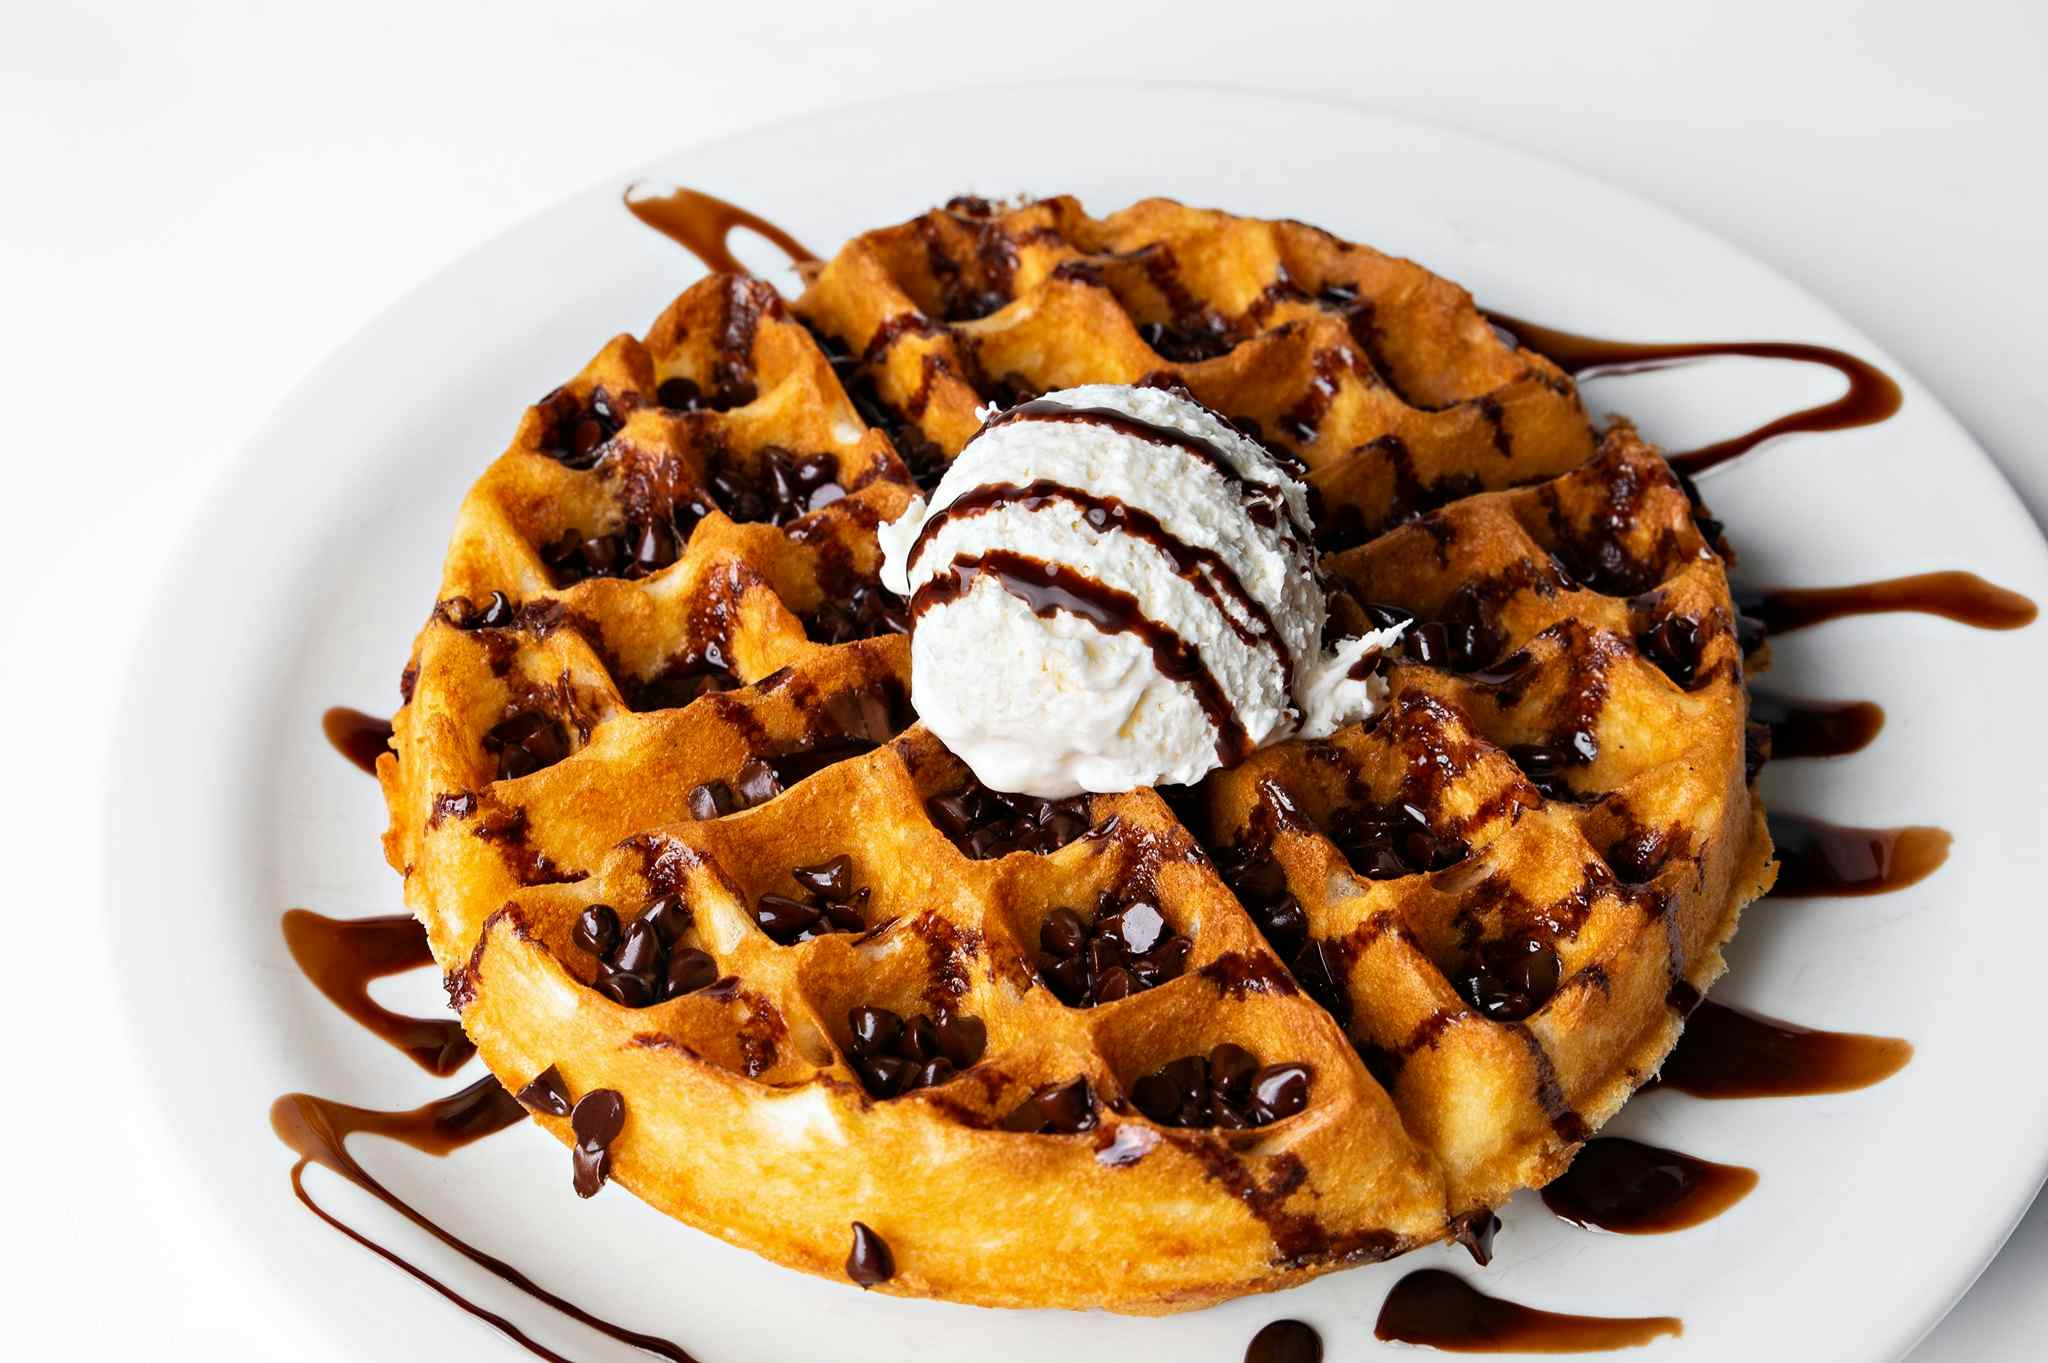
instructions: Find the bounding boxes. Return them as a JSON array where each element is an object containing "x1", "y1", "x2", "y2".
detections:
[
  {"x1": 1766, "y1": 813, "x2": 1952, "y2": 898},
  {"x1": 1375, "y1": 1269, "x2": 1681, "y2": 1352},
  {"x1": 1651, "y1": 1000, "x2": 1913, "y2": 1099},
  {"x1": 273, "y1": 1082, "x2": 698, "y2": 1362},
  {"x1": 1744, "y1": 570, "x2": 2039, "y2": 634},
  {"x1": 1541, "y1": 1137, "x2": 1758, "y2": 1234},
  {"x1": 281, "y1": 910, "x2": 473, "y2": 1074},
  {"x1": 323, "y1": 706, "x2": 393, "y2": 777},
  {"x1": 1485, "y1": 313, "x2": 1902, "y2": 476},
  {"x1": 623, "y1": 184, "x2": 817, "y2": 275},
  {"x1": 1750, "y1": 690, "x2": 1885, "y2": 759}
]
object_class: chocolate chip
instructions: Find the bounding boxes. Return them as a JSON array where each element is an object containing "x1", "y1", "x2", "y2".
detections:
[
  {"x1": 656, "y1": 376, "x2": 703, "y2": 410},
  {"x1": 1002, "y1": 1077, "x2": 1098, "y2": 1134},
  {"x1": 733, "y1": 758, "x2": 782, "y2": 808},
  {"x1": 846, "y1": 1221, "x2": 895, "y2": 1287},
  {"x1": 792, "y1": 854, "x2": 853, "y2": 899},
  {"x1": 753, "y1": 894, "x2": 821, "y2": 945},
  {"x1": 687, "y1": 779, "x2": 737, "y2": 820},
  {"x1": 483, "y1": 708, "x2": 570, "y2": 781},
  {"x1": 931, "y1": 1010, "x2": 987, "y2": 1068},
  {"x1": 849, "y1": 1005, "x2": 902, "y2": 1054},
  {"x1": 1034, "y1": 896, "x2": 1192, "y2": 1008},
  {"x1": 1328, "y1": 801, "x2": 1468, "y2": 881},
  {"x1": 707, "y1": 445, "x2": 846, "y2": 527},
  {"x1": 664, "y1": 948, "x2": 718, "y2": 997},
  {"x1": 1456, "y1": 934, "x2": 1561, "y2": 1021},
  {"x1": 638, "y1": 896, "x2": 689, "y2": 948},
  {"x1": 1638, "y1": 614, "x2": 1706, "y2": 688},
  {"x1": 615, "y1": 918, "x2": 663, "y2": 975},
  {"x1": 1130, "y1": 1048, "x2": 1313, "y2": 1129},
  {"x1": 594, "y1": 968, "x2": 656, "y2": 1008},
  {"x1": 1249, "y1": 1063, "x2": 1313, "y2": 1122},
  {"x1": 569, "y1": 1088, "x2": 624, "y2": 1197},
  {"x1": 539, "y1": 387, "x2": 623, "y2": 469},
  {"x1": 516, "y1": 1064, "x2": 572, "y2": 1118},
  {"x1": 1208, "y1": 1043, "x2": 1257, "y2": 1098},
  {"x1": 572, "y1": 904, "x2": 621, "y2": 959},
  {"x1": 845, "y1": 1003, "x2": 983, "y2": 1098},
  {"x1": 925, "y1": 779, "x2": 1096, "y2": 859}
]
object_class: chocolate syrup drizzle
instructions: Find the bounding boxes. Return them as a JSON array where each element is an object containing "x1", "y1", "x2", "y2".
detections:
[
  {"x1": 623, "y1": 184, "x2": 817, "y2": 276},
  {"x1": 323, "y1": 706, "x2": 393, "y2": 777},
  {"x1": 1652, "y1": 1000, "x2": 1913, "y2": 1099},
  {"x1": 1487, "y1": 313, "x2": 1903, "y2": 476},
  {"x1": 1541, "y1": 1137, "x2": 1758, "y2": 1234},
  {"x1": 1766, "y1": 812, "x2": 1952, "y2": 898},
  {"x1": 1745, "y1": 570, "x2": 2039, "y2": 635},
  {"x1": 273, "y1": 907, "x2": 698, "y2": 1361},
  {"x1": 1750, "y1": 690, "x2": 1885, "y2": 760},
  {"x1": 281, "y1": 910, "x2": 473, "y2": 1074},
  {"x1": 1375, "y1": 1269, "x2": 1681, "y2": 1352}
]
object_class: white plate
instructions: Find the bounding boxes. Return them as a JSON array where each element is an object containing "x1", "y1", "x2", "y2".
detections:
[{"x1": 106, "y1": 86, "x2": 2048, "y2": 1361}]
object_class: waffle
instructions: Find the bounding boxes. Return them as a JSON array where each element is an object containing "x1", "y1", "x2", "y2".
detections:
[{"x1": 377, "y1": 195, "x2": 1773, "y2": 1313}]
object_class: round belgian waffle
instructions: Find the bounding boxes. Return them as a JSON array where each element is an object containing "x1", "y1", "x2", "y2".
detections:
[{"x1": 377, "y1": 195, "x2": 1774, "y2": 1313}]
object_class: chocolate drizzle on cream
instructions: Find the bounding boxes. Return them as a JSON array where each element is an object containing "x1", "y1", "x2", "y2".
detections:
[
  {"x1": 908, "y1": 479, "x2": 1296, "y2": 691},
  {"x1": 983, "y1": 398, "x2": 1310, "y2": 540},
  {"x1": 911, "y1": 549, "x2": 1253, "y2": 764}
]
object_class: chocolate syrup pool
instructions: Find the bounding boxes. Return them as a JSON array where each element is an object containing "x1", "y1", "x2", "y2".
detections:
[{"x1": 267, "y1": 190, "x2": 2046, "y2": 1359}]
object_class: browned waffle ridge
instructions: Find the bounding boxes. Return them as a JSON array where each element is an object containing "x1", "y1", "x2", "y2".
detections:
[{"x1": 378, "y1": 195, "x2": 1774, "y2": 1313}]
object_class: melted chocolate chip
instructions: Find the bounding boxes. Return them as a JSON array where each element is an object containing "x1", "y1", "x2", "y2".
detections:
[
  {"x1": 844, "y1": 1002, "x2": 987, "y2": 1097},
  {"x1": 1035, "y1": 896, "x2": 1192, "y2": 1008},
  {"x1": 1001, "y1": 1077, "x2": 1099, "y2": 1134},
  {"x1": 708, "y1": 445, "x2": 845, "y2": 527},
  {"x1": 1327, "y1": 801, "x2": 1467, "y2": 880},
  {"x1": 482, "y1": 708, "x2": 570, "y2": 781},
  {"x1": 846, "y1": 1221, "x2": 895, "y2": 1287},
  {"x1": 1455, "y1": 934, "x2": 1561, "y2": 1022},
  {"x1": 624, "y1": 642, "x2": 740, "y2": 711},
  {"x1": 515, "y1": 1065, "x2": 572, "y2": 1118},
  {"x1": 927, "y1": 779, "x2": 1096, "y2": 859},
  {"x1": 753, "y1": 856, "x2": 871, "y2": 945},
  {"x1": 1637, "y1": 613, "x2": 1706, "y2": 688},
  {"x1": 807, "y1": 580, "x2": 910, "y2": 644},
  {"x1": 437, "y1": 591, "x2": 518, "y2": 631},
  {"x1": 580, "y1": 897, "x2": 717, "y2": 1007},
  {"x1": 1214, "y1": 828, "x2": 1352, "y2": 1024},
  {"x1": 1130, "y1": 1044, "x2": 1314, "y2": 1129},
  {"x1": 538, "y1": 387, "x2": 623, "y2": 469},
  {"x1": 569, "y1": 1088, "x2": 624, "y2": 1197}
]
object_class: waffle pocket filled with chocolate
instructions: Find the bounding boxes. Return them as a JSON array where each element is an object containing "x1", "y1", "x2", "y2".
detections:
[{"x1": 377, "y1": 195, "x2": 1775, "y2": 1312}]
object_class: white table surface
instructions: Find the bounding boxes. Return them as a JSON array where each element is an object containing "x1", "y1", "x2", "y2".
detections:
[{"x1": 3, "y1": 1, "x2": 2042, "y2": 1356}]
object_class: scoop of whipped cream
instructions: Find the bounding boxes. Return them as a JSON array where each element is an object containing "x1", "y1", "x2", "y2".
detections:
[{"x1": 878, "y1": 383, "x2": 1404, "y2": 797}]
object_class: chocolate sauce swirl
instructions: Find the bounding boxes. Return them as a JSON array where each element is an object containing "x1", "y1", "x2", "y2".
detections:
[
  {"x1": 907, "y1": 479, "x2": 1295, "y2": 689},
  {"x1": 910, "y1": 549, "x2": 1252, "y2": 764},
  {"x1": 983, "y1": 398, "x2": 1309, "y2": 540},
  {"x1": 1486, "y1": 313, "x2": 1903, "y2": 475}
]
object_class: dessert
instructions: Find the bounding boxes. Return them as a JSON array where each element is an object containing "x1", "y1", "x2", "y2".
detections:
[{"x1": 375, "y1": 195, "x2": 1774, "y2": 1312}]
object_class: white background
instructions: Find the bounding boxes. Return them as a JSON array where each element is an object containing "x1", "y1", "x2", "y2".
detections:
[{"x1": 2, "y1": 1, "x2": 2043, "y2": 1357}]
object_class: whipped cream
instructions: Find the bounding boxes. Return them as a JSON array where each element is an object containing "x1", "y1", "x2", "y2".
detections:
[{"x1": 879, "y1": 384, "x2": 1404, "y2": 797}]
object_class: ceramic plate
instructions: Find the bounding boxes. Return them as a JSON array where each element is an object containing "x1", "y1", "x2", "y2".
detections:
[{"x1": 105, "y1": 86, "x2": 2048, "y2": 1361}]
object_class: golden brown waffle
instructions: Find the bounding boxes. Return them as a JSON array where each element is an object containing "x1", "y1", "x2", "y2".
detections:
[{"x1": 378, "y1": 195, "x2": 1772, "y2": 1313}]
